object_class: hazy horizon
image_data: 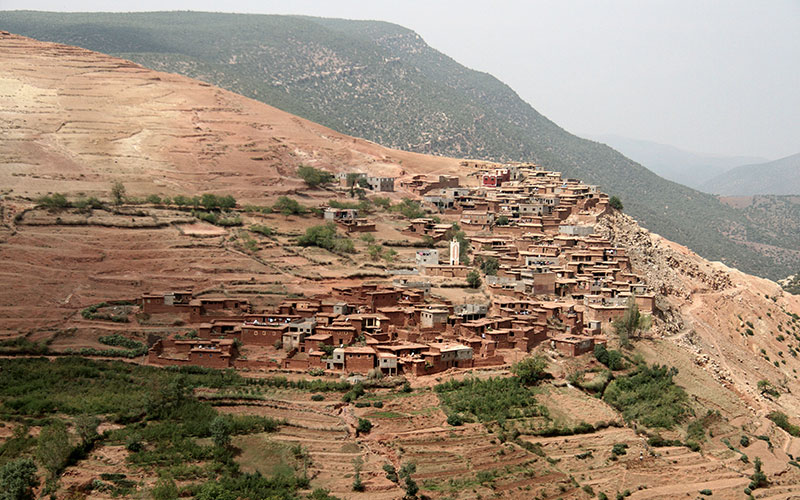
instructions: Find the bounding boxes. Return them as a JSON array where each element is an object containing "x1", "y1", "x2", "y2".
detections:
[{"x1": 1, "y1": 1, "x2": 797, "y2": 160}]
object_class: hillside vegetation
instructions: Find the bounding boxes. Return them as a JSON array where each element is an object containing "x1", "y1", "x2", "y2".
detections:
[{"x1": 2, "y1": 10, "x2": 798, "y2": 279}]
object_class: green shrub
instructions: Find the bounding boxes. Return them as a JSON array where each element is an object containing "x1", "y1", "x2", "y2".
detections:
[
  {"x1": 372, "y1": 401, "x2": 383, "y2": 408},
  {"x1": 647, "y1": 435, "x2": 681, "y2": 447},
  {"x1": 356, "y1": 418, "x2": 373, "y2": 434},
  {"x1": 382, "y1": 463, "x2": 398, "y2": 483},
  {"x1": 99, "y1": 334, "x2": 143, "y2": 350},
  {"x1": 38, "y1": 193, "x2": 70, "y2": 210},
  {"x1": 446, "y1": 414, "x2": 463, "y2": 426},
  {"x1": 297, "y1": 165, "x2": 333, "y2": 188},
  {"x1": 611, "y1": 443, "x2": 628, "y2": 457},
  {"x1": 248, "y1": 225, "x2": 274, "y2": 237},
  {"x1": 699, "y1": 489, "x2": 712, "y2": 496},
  {"x1": 389, "y1": 198, "x2": 426, "y2": 219},
  {"x1": 0, "y1": 458, "x2": 39, "y2": 500},
  {"x1": 594, "y1": 344, "x2": 624, "y2": 370},
  {"x1": 608, "y1": 196, "x2": 623, "y2": 210},
  {"x1": 767, "y1": 411, "x2": 800, "y2": 436},
  {"x1": 297, "y1": 223, "x2": 354, "y2": 253},
  {"x1": 310, "y1": 394, "x2": 324, "y2": 402}
]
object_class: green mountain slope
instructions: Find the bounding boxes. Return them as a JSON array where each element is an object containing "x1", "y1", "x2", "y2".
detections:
[
  {"x1": 701, "y1": 153, "x2": 800, "y2": 196},
  {"x1": 1, "y1": 10, "x2": 797, "y2": 279}
]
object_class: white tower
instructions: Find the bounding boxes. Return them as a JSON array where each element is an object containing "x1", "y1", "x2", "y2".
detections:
[{"x1": 449, "y1": 238, "x2": 460, "y2": 265}]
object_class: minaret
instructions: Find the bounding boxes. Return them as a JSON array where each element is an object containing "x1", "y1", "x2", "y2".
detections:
[{"x1": 450, "y1": 238, "x2": 460, "y2": 265}]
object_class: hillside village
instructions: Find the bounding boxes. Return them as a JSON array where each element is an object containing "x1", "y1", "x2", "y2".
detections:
[
  {"x1": 138, "y1": 163, "x2": 655, "y2": 377},
  {"x1": 4, "y1": 31, "x2": 800, "y2": 500}
]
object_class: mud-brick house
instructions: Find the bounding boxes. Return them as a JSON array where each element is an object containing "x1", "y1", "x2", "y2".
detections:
[
  {"x1": 198, "y1": 320, "x2": 241, "y2": 340},
  {"x1": 315, "y1": 324, "x2": 358, "y2": 346},
  {"x1": 326, "y1": 346, "x2": 377, "y2": 373},
  {"x1": 583, "y1": 296, "x2": 628, "y2": 325},
  {"x1": 415, "y1": 249, "x2": 440, "y2": 270},
  {"x1": 189, "y1": 297, "x2": 250, "y2": 323},
  {"x1": 282, "y1": 318, "x2": 315, "y2": 351},
  {"x1": 420, "y1": 308, "x2": 449, "y2": 330},
  {"x1": 366, "y1": 176, "x2": 396, "y2": 192},
  {"x1": 376, "y1": 307, "x2": 410, "y2": 328},
  {"x1": 323, "y1": 207, "x2": 358, "y2": 222},
  {"x1": 190, "y1": 340, "x2": 237, "y2": 369},
  {"x1": 403, "y1": 343, "x2": 473, "y2": 376},
  {"x1": 421, "y1": 264, "x2": 470, "y2": 278},
  {"x1": 337, "y1": 218, "x2": 376, "y2": 233},
  {"x1": 141, "y1": 290, "x2": 194, "y2": 314},
  {"x1": 148, "y1": 338, "x2": 237, "y2": 368},
  {"x1": 378, "y1": 352, "x2": 399, "y2": 376},
  {"x1": 366, "y1": 289, "x2": 402, "y2": 312},
  {"x1": 550, "y1": 335, "x2": 595, "y2": 356}
]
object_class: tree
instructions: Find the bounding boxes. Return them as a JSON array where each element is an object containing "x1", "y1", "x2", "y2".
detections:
[
  {"x1": 613, "y1": 298, "x2": 651, "y2": 348},
  {"x1": 297, "y1": 165, "x2": 333, "y2": 188},
  {"x1": 399, "y1": 462, "x2": 418, "y2": 499},
  {"x1": 74, "y1": 414, "x2": 99, "y2": 445},
  {"x1": 750, "y1": 457, "x2": 768, "y2": 489},
  {"x1": 272, "y1": 196, "x2": 306, "y2": 215},
  {"x1": 511, "y1": 355, "x2": 548, "y2": 385},
  {"x1": 111, "y1": 181, "x2": 126, "y2": 205},
  {"x1": 345, "y1": 173, "x2": 361, "y2": 188},
  {"x1": 466, "y1": 270, "x2": 482, "y2": 289},
  {"x1": 609, "y1": 196, "x2": 623, "y2": 211},
  {"x1": 495, "y1": 215, "x2": 509, "y2": 226},
  {"x1": 351, "y1": 457, "x2": 364, "y2": 492},
  {"x1": 210, "y1": 416, "x2": 232, "y2": 449},
  {"x1": 36, "y1": 420, "x2": 71, "y2": 493},
  {"x1": 0, "y1": 458, "x2": 39, "y2": 500},
  {"x1": 480, "y1": 256, "x2": 499, "y2": 276}
]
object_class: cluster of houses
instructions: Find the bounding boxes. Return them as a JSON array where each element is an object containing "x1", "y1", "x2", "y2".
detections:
[{"x1": 138, "y1": 162, "x2": 655, "y2": 377}]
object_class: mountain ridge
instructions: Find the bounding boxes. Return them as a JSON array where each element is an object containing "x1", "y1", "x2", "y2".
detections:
[
  {"x1": 701, "y1": 152, "x2": 800, "y2": 196},
  {"x1": 585, "y1": 133, "x2": 767, "y2": 190}
]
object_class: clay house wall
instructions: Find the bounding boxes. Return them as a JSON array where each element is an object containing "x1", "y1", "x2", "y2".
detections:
[
  {"x1": 315, "y1": 325, "x2": 357, "y2": 346},
  {"x1": 303, "y1": 333, "x2": 333, "y2": 352},
  {"x1": 241, "y1": 324, "x2": 287, "y2": 346},
  {"x1": 367, "y1": 290, "x2": 402, "y2": 311},
  {"x1": 376, "y1": 307, "x2": 408, "y2": 328},
  {"x1": 343, "y1": 347, "x2": 377, "y2": 373}
]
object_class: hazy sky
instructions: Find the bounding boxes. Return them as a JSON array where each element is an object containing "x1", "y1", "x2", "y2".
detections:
[{"x1": 2, "y1": 0, "x2": 798, "y2": 159}]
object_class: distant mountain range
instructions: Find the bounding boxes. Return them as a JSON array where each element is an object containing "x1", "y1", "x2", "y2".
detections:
[
  {"x1": 2, "y1": 10, "x2": 798, "y2": 279},
  {"x1": 585, "y1": 134, "x2": 766, "y2": 190},
  {"x1": 701, "y1": 153, "x2": 800, "y2": 196}
]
